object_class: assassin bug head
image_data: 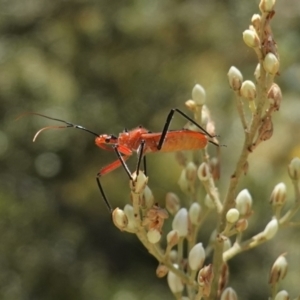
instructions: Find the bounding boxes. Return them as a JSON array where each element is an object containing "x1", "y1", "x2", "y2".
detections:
[{"x1": 16, "y1": 112, "x2": 100, "y2": 141}]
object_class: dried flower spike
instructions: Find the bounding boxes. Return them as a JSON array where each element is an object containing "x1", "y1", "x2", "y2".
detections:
[
  {"x1": 197, "y1": 264, "x2": 214, "y2": 297},
  {"x1": 267, "y1": 83, "x2": 282, "y2": 111}
]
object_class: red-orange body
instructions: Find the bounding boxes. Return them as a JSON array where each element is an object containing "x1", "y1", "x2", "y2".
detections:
[{"x1": 95, "y1": 127, "x2": 208, "y2": 175}]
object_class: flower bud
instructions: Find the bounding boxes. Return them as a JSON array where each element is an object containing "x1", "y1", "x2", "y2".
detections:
[
  {"x1": 141, "y1": 186, "x2": 154, "y2": 209},
  {"x1": 235, "y1": 189, "x2": 252, "y2": 216},
  {"x1": 288, "y1": 157, "x2": 300, "y2": 180},
  {"x1": 240, "y1": 80, "x2": 256, "y2": 101},
  {"x1": 258, "y1": 116, "x2": 273, "y2": 141},
  {"x1": 192, "y1": 84, "x2": 206, "y2": 105},
  {"x1": 169, "y1": 250, "x2": 178, "y2": 263},
  {"x1": 166, "y1": 192, "x2": 180, "y2": 215},
  {"x1": 274, "y1": 290, "x2": 289, "y2": 300},
  {"x1": 267, "y1": 83, "x2": 282, "y2": 111},
  {"x1": 226, "y1": 208, "x2": 240, "y2": 224},
  {"x1": 259, "y1": 0, "x2": 276, "y2": 13},
  {"x1": 254, "y1": 63, "x2": 261, "y2": 81},
  {"x1": 124, "y1": 204, "x2": 137, "y2": 231},
  {"x1": 189, "y1": 202, "x2": 201, "y2": 225},
  {"x1": 269, "y1": 254, "x2": 288, "y2": 285},
  {"x1": 220, "y1": 287, "x2": 238, "y2": 300},
  {"x1": 185, "y1": 99, "x2": 197, "y2": 111},
  {"x1": 197, "y1": 264, "x2": 214, "y2": 297},
  {"x1": 188, "y1": 243, "x2": 205, "y2": 271},
  {"x1": 251, "y1": 14, "x2": 261, "y2": 32},
  {"x1": 186, "y1": 162, "x2": 197, "y2": 182},
  {"x1": 263, "y1": 218, "x2": 278, "y2": 240},
  {"x1": 263, "y1": 52, "x2": 279, "y2": 75},
  {"x1": 270, "y1": 182, "x2": 287, "y2": 207},
  {"x1": 204, "y1": 194, "x2": 215, "y2": 209},
  {"x1": 172, "y1": 208, "x2": 188, "y2": 237},
  {"x1": 197, "y1": 162, "x2": 210, "y2": 181},
  {"x1": 227, "y1": 66, "x2": 243, "y2": 91},
  {"x1": 167, "y1": 230, "x2": 179, "y2": 248},
  {"x1": 130, "y1": 171, "x2": 148, "y2": 193},
  {"x1": 167, "y1": 264, "x2": 184, "y2": 294},
  {"x1": 156, "y1": 264, "x2": 169, "y2": 278},
  {"x1": 235, "y1": 219, "x2": 248, "y2": 233},
  {"x1": 178, "y1": 169, "x2": 189, "y2": 193},
  {"x1": 243, "y1": 29, "x2": 260, "y2": 48},
  {"x1": 112, "y1": 208, "x2": 128, "y2": 230},
  {"x1": 223, "y1": 238, "x2": 232, "y2": 252},
  {"x1": 147, "y1": 228, "x2": 161, "y2": 244}
]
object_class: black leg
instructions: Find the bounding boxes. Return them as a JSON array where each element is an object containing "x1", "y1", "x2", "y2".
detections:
[
  {"x1": 157, "y1": 108, "x2": 214, "y2": 150},
  {"x1": 113, "y1": 146, "x2": 133, "y2": 180},
  {"x1": 96, "y1": 177, "x2": 113, "y2": 213},
  {"x1": 135, "y1": 140, "x2": 145, "y2": 176}
]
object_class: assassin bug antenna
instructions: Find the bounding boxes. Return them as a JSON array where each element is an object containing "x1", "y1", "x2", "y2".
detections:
[{"x1": 16, "y1": 112, "x2": 100, "y2": 140}]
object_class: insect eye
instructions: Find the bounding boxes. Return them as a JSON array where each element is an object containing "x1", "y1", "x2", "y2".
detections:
[{"x1": 105, "y1": 137, "x2": 111, "y2": 143}]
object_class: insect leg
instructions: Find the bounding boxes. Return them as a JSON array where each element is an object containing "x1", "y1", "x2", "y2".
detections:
[
  {"x1": 96, "y1": 177, "x2": 114, "y2": 213},
  {"x1": 135, "y1": 140, "x2": 146, "y2": 176},
  {"x1": 157, "y1": 108, "x2": 214, "y2": 150}
]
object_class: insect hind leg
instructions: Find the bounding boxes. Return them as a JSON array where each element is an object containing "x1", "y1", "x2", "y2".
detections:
[{"x1": 157, "y1": 108, "x2": 215, "y2": 150}]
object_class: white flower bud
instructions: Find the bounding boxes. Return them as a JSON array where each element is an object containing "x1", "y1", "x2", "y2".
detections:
[
  {"x1": 192, "y1": 84, "x2": 206, "y2": 105},
  {"x1": 240, "y1": 80, "x2": 256, "y2": 101},
  {"x1": 156, "y1": 264, "x2": 168, "y2": 278},
  {"x1": 178, "y1": 169, "x2": 189, "y2": 193},
  {"x1": 263, "y1": 53, "x2": 279, "y2": 75},
  {"x1": 189, "y1": 202, "x2": 201, "y2": 225},
  {"x1": 226, "y1": 208, "x2": 240, "y2": 224},
  {"x1": 147, "y1": 228, "x2": 161, "y2": 244},
  {"x1": 112, "y1": 208, "x2": 128, "y2": 230},
  {"x1": 197, "y1": 162, "x2": 210, "y2": 181},
  {"x1": 270, "y1": 182, "x2": 287, "y2": 207},
  {"x1": 223, "y1": 238, "x2": 232, "y2": 252},
  {"x1": 227, "y1": 66, "x2": 243, "y2": 91},
  {"x1": 188, "y1": 243, "x2": 205, "y2": 271},
  {"x1": 172, "y1": 208, "x2": 188, "y2": 237},
  {"x1": 165, "y1": 192, "x2": 180, "y2": 215},
  {"x1": 130, "y1": 171, "x2": 148, "y2": 193},
  {"x1": 186, "y1": 161, "x2": 197, "y2": 182},
  {"x1": 254, "y1": 63, "x2": 261, "y2": 81},
  {"x1": 243, "y1": 29, "x2": 260, "y2": 48},
  {"x1": 267, "y1": 83, "x2": 282, "y2": 111},
  {"x1": 274, "y1": 290, "x2": 289, "y2": 300},
  {"x1": 235, "y1": 189, "x2": 252, "y2": 216},
  {"x1": 259, "y1": 0, "x2": 276, "y2": 13},
  {"x1": 142, "y1": 185, "x2": 154, "y2": 208},
  {"x1": 220, "y1": 287, "x2": 238, "y2": 300},
  {"x1": 263, "y1": 218, "x2": 278, "y2": 240},
  {"x1": 269, "y1": 254, "x2": 288, "y2": 285},
  {"x1": 124, "y1": 204, "x2": 137, "y2": 231},
  {"x1": 251, "y1": 14, "x2": 261, "y2": 32},
  {"x1": 167, "y1": 230, "x2": 179, "y2": 247},
  {"x1": 167, "y1": 264, "x2": 184, "y2": 294},
  {"x1": 204, "y1": 194, "x2": 215, "y2": 209},
  {"x1": 288, "y1": 157, "x2": 300, "y2": 180}
]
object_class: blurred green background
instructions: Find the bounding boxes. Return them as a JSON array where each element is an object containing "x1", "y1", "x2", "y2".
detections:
[{"x1": 1, "y1": 0, "x2": 300, "y2": 299}]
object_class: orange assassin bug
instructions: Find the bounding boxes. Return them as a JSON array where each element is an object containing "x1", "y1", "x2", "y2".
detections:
[{"x1": 22, "y1": 108, "x2": 219, "y2": 213}]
